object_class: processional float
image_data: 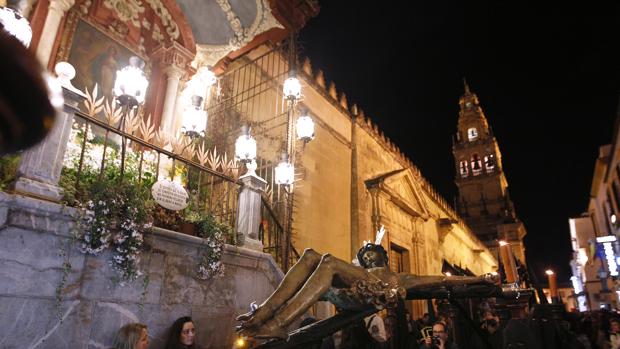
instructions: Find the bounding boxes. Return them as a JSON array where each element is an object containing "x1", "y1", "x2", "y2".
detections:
[{"x1": 235, "y1": 226, "x2": 546, "y2": 349}]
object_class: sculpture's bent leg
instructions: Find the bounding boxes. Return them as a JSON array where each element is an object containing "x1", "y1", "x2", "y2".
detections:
[
  {"x1": 252, "y1": 254, "x2": 371, "y2": 339},
  {"x1": 237, "y1": 248, "x2": 322, "y2": 328}
]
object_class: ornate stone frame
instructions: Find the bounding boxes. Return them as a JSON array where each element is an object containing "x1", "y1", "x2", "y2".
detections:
[{"x1": 54, "y1": 10, "x2": 150, "y2": 76}]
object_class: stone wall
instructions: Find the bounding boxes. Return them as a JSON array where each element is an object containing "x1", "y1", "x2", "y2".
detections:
[{"x1": 0, "y1": 192, "x2": 283, "y2": 349}]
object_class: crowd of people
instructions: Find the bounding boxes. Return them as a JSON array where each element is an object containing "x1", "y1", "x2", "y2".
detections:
[
  {"x1": 108, "y1": 307, "x2": 620, "y2": 349},
  {"x1": 292, "y1": 304, "x2": 620, "y2": 349}
]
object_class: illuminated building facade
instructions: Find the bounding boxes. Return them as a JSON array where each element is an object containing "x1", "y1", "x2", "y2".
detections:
[{"x1": 570, "y1": 108, "x2": 620, "y2": 310}]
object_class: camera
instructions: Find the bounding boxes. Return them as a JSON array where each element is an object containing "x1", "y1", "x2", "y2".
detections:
[{"x1": 431, "y1": 335, "x2": 441, "y2": 346}]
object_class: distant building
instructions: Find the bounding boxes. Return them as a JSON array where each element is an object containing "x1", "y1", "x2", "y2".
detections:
[
  {"x1": 569, "y1": 101, "x2": 620, "y2": 311},
  {"x1": 452, "y1": 81, "x2": 527, "y2": 264}
]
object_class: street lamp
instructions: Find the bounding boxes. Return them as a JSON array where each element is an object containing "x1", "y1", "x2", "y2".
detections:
[
  {"x1": 296, "y1": 110, "x2": 315, "y2": 142},
  {"x1": 546, "y1": 269, "x2": 558, "y2": 304},
  {"x1": 0, "y1": 1, "x2": 32, "y2": 47},
  {"x1": 275, "y1": 152, "x2": 294, "y2": 185},
  {"x1": 113, "y1": 56, "x2": 148, "y2": 180},
  {"x1": 283, "y1": 73, "x2": 301, "y2": 101},
  {"x1": 235, "y1": 125, "x2": 257, "y2": 164},
  {"x1": 114, "y1": 56, "x2": 148, "y2": 109},
  {"x1": 181, "y1": 95, "x2": 207, "y2": 139}
]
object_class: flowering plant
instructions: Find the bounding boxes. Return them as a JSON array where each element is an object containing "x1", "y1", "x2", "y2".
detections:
[
  {"x1": 195, "y1": 214, "x2": 230, "y2": 280},
  {"x1": 63, "y1": 123, "x2": 155, "y2": 281},
  {"x1": 77, "y1": 179, "x2": 152, "y2": 282}
]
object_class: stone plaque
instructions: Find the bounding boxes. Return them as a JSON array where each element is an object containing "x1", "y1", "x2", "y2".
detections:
[{"x1": 151, "y1": 180, "x2": 189, "y2": 211}]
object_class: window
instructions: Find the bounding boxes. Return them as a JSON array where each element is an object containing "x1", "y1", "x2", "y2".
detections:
[
  {"x1": 484, "y1": 155, "x2": 495, "y2": 173},
  {"x1": 471, "y1": 154, "x2": 482, "y2": 176},
  {"x1": 459, "y1": 161, "x2": 469, "y2": 177},
  {"x1": 467, "y1": 127, "x2": 478, "y2": 141}
]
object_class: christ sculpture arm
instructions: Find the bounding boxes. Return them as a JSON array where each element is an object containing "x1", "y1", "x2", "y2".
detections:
[{"x1": 237, "y1": 242, "x2": 499, "y2": 339}]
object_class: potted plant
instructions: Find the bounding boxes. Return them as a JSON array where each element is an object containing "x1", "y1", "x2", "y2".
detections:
[{"x1": 180, "y1": 210, "x2": 200, "y2": 236}]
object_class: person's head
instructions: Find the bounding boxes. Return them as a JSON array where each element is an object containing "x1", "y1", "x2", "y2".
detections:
[
  {"x1": 432, "y1": 321, "x2": 448, "y2": 342},
  {"x1": 165, "y1": 316, "x2": 196, "y2": 349},
  {"x1": 356, "y1": 243, "x2": 388, "y2": 269},
  {"x1": 481, "y1": 310, "x2": 500, "y2": 333},
  {"x1": 112, "y1": 323, "x2": 148, "y2": 349},
  {"x1": 611, "y1": 319, "x2": 620, "y2": 334},
  {"x1": 422, "y1": 313, "x2": 430, "y2": 323}
]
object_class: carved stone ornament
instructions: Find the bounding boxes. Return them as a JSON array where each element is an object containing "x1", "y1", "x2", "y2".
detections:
[
  {"x1": 192, "y1": 0, "x2": 284, "y2": 68},
  {"x1": 103, "y1": 0, "x2": 145, "y2": 28},
  {"x1": 144, "y1": 0, "x2": 180, "y2": 40}
]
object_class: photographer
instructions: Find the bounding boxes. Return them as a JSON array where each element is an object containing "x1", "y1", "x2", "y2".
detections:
[
  {"x1": 469, "y1": 310, "x2": 503, "y2": 349},
  {"x1": 420, "y1": 322, "x2": 459, "y2": 349}
]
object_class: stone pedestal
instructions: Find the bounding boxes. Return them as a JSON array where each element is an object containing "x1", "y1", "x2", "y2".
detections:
[
  {"x1": 15, "y1": 87, "x2": 85, "y2": 201},
  {"x1": 236, "y1": 171, "x2": 267, "y2": 251}
]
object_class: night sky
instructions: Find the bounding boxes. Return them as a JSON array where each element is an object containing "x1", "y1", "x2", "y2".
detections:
[{"x1": 299, "y1": 2, "x2": 619, "y2": 283}]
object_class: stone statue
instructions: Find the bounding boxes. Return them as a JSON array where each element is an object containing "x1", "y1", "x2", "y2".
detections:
[{"x1": 237, "y1": 227, "x2": 499, "y2": 339}]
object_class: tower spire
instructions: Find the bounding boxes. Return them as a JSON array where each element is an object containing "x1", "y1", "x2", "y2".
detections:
[{"x1": 463, "y1": 77, "x2": 470, "y2": 94}]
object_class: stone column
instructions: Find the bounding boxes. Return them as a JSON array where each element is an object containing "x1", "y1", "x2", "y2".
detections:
[
  {"x1": 160, "y1": 65, "x2": 184, "y2": 134},
  {"x1": 15, "y1": 63, "x2": 85, "y2": 201},
  {"x1": 153, "y1": 43, "x2": 193, "y2": 134},
  {"x1": 36, "y1": 0, "x2": 74, "y2": 67},
  {"x1": 236, "y1": 163, "x2": 266, "y2": 251}
]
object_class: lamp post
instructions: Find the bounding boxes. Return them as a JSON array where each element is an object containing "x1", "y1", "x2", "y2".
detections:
[
  {"x1": 273, "y1": 32, "x2": 317, "y2": 270},
  {"x1": 113, "y1": 56, "x2": 149, "y2": 180},
  {"x1": 546, "y1": 269, "x2": 558, "y2": 304}
]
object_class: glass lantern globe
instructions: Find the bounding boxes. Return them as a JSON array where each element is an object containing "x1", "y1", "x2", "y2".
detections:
[
  {"x1": 182, "y1": 107, "x2": 207, "y2": 138},
  {"x1": 199, "y1": 67, "x2": 217, "y2": 88},
  {"x1": 186, "y1": 67, "x2": 216, "y2": 99},
  {"x1": 283, "y1": 76, "x2": 301, "y2": 101},
  {"x1": 275, "y1": 154, "x2": 294, "y2": 185},
  {"x1": 114, "y1": 56, "x2": 149, "y2": 105},
  {"x1": 234, "y1": 126, "x2": 257, "y2": 164},
  {"x1": 0, "y1": 6, "x2": 32, "y2": 47},
  {"x1": 296, "y1": 114, "x2": 314, "y2": 142}
]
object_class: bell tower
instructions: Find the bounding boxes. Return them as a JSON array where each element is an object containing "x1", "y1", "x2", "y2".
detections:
[{"x1": 452, "y1": 80, "x2": 527, "y2": 263}]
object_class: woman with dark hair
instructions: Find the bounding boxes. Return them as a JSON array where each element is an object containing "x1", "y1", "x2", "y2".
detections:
[{"x1": 165, "y1": 316, "x2": 200, "y2": 349}]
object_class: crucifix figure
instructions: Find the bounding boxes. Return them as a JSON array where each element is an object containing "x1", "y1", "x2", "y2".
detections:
[{"x1": 237, "y1": 226, "x2": 499, "y2": 339}]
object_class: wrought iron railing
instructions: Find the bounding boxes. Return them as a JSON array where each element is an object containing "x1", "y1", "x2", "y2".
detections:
[
  {"x1": 64, "y1": 86, "x2": 242, "y2": 231},
  {"x1": 203, "y1": 42, "x2": 302, "y2": 270},
  {"x1": 260, "y1": 195, "x2": 300, "y2": 271}
]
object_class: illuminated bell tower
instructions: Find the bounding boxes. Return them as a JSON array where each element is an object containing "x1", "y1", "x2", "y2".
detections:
[{"x1": 452, "y1": 80, "x2": 527, "y2": 263}]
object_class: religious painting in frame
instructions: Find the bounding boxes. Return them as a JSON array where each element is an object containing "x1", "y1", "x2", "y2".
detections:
[{"x1": 65, "y1": 18, "x2": 146, "y2": 103}]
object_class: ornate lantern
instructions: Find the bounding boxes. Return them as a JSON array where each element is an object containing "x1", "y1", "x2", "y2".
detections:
[
  {"x1": 275, "y1": 153, "x2": 294, "y2": 185},
  {"x1": 296, "y1": 111, "x2": 315, "y2": 142},
  {"x1": 114, "y1": 56, "x2": 149, "y2": 107},
  {"x1": 0, "y1": 3, "x2": 31, "y2": 47},
  {"x1": 235, "y1": 125, "x2": 257, "y2": 164}
]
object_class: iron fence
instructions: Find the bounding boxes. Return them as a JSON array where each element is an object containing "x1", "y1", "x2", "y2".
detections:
[{"x1": 66, "y1": 105, "x2": 241, "y2": 230}]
